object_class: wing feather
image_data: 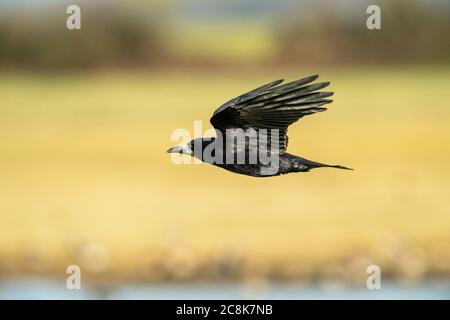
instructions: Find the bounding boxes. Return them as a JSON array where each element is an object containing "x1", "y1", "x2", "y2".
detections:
[{"x1": 210, "y1": 75, "x2": 333, "y2": 152}]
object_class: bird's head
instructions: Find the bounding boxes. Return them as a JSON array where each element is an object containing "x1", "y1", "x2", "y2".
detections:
[
  {"x1": 166, "y1": 140, "x2": 194, "y2": 156},
  {"x1": 167, "y1": 138, "x2": 215, "y2": 158}
]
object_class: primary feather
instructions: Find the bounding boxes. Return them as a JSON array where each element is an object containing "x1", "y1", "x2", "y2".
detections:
[{"x1": 210, "y1": 75, "x2": 334, "y2": 152}]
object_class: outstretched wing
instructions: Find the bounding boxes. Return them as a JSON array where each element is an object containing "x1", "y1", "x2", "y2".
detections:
[{"x1": 210, "y1": 75, "x2": 333, "y2": 152}]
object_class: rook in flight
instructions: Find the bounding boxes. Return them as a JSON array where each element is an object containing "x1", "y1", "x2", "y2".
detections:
[{"x1": 167, "y1": 75, "x2": 352, "y2": 177}]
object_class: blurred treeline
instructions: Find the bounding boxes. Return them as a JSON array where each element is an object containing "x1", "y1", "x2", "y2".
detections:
[
  {"x1": 0, "y1": 0, "x2": 449, "y2": 70},
  {"x1": 0, "y1": 1, "x2": 171, "y2": 70},
  {"x1": 275, "y1": 1, "x2": 450, "y2": 66}
]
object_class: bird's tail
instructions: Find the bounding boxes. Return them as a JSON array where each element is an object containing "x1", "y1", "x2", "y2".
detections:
[{"x1": 295, "y1": 157, "x2": 353, "y2": 171}]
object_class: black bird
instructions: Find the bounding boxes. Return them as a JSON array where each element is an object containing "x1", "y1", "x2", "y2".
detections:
[{"x1": 167, "y1": 75, "x2": 352, "y2": 177}]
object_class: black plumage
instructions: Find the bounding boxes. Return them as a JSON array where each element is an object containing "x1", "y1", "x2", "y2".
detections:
[{"x1": 167, "y1": 75, "x2": 352, "y2": 177}]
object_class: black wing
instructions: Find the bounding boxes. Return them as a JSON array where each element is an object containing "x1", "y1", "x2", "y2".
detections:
[{"x1": 210, "y1": 75, "x2": 333, "y2": 152}]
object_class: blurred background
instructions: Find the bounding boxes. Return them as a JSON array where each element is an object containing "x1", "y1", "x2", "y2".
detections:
[{"x1": 0, "y1": 0, "x2": 449, "y2": 299}]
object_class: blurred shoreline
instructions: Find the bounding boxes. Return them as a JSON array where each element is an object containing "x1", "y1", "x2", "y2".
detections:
[{"x1": 1, "y1": 278, "x2": 449, "y2": 299}]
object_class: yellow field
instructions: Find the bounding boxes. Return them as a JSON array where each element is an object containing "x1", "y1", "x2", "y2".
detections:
[{"x1": 0, "y1": 67, "x2": 449, "y2": 282}]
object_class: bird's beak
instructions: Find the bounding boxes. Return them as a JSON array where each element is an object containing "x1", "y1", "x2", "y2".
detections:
[{"x1": 167, "y1": 146, "x2": 182, "y2": 153}]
